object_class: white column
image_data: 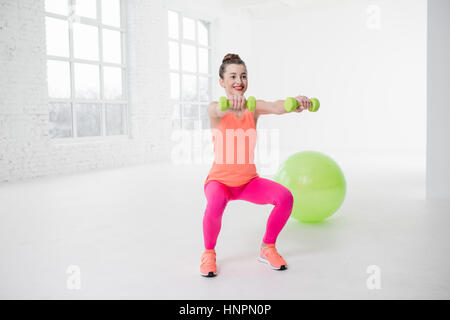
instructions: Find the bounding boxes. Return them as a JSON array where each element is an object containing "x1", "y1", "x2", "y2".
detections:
[{"x1": 426, "y1": 0, "x2": 450, "y2": 199}]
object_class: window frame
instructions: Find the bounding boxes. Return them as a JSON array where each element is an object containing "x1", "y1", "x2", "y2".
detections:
[
  {"x1": 168, "y1": 9, "x2": 212, "y2": 131},
  {"x1": 45, "y1": 0, "x2": 129, "y2": 142}
]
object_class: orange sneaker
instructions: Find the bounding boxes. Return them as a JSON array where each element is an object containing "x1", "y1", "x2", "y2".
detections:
[
  {"x1": 200, "y1": 249, "x2": 217, "y2": 277},
  {"x1": 258, "y1": 244, "x2": 287, "y2": 270}
]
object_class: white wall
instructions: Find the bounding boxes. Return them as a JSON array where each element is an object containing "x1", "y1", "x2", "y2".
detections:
[
  {"x1": 0, "y1": 0, "x2": 428, "y2": 182},
  {"x1": 426, "y1": 0, "x2": 450, "y2": 199},
  {"x1": 213, "y1": 0, "x2": 427, "y2": 170}
]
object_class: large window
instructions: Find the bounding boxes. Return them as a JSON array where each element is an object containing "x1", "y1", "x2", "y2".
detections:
[
  {"x1": 168, "y1": 10, "x2": 211, "y2": 130},
  {"x1": 45, "y1": 0, "x2": 127, "y2": 139}
]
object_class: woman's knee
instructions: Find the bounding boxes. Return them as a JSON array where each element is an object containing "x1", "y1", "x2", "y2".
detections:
[
  {"x1": 249, "y1": 178, "x2": 293, "y2": 207},
  {"x1": 274, "y1": 186, "x2": 293, "y2": 207},
  {"x1": 205, "y1": 182, "x2": 229, "y2": 211},
  {"x1": 206, "y1": 195, "x2": 228, "y2": 213}
]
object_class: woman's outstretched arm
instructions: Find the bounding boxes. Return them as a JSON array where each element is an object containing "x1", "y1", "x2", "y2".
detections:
[{"x1": 255, "y1": 96, "x2": 311, "y2": 116}]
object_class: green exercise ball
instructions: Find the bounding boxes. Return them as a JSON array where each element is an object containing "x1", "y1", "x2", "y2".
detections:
[{"x1": 274, "y1": 151, "x2": 346, "y2": 223}]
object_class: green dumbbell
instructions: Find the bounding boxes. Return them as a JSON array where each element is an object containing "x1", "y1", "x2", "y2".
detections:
[
  {"x1": 284, "y1": 97, "x2": 320, "y2": 112},
  {"x1": 219, "y1": 96, "x2": 257, "y2": 112}
]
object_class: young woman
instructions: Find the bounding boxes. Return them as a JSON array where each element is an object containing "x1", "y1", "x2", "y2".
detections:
[{"x1": 201, "y1": 53, "x2": 312, "y2": 277}]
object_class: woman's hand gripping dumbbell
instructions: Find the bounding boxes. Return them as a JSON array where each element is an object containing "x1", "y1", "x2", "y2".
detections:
[
  {"x1": 284, "y1": 97, "x2": 320, "y2": 112},
  {"x1": 219, "y1": 96, "x2": 257, "y2": 112}
]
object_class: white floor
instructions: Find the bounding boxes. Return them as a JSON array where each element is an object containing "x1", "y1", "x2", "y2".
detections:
[{"x1": 0, "y1": 152, "x2": 449, "y2": 300}]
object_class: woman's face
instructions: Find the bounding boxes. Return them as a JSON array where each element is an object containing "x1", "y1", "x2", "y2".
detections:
[{"x1": 219, "y1": 64, "x2": 248, "y2": 97}]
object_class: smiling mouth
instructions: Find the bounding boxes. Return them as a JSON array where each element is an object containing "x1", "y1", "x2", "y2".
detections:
[{"x1": 233, "y1": 86, "x2": 243, "y2": 91}]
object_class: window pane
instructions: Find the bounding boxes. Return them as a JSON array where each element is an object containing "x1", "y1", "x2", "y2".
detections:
[
  {"x1": 47, "y1": 60, "x2": 71, "y2": 98},
  {"x1": 76, "y1": 103, "x2": 101, "y2": 137},
  {"x1": 168, "y1": 10, "x2": 179, "y2": 39},
  {"x1": 182, "y1": 103, "x2": 199, "y2": 118},
  {"x1": 103, "y1": 29, "x2": 121, "y2": 63},
  {"x1": 75, "y1": 0, "x2": 97, "y2": 19},
  {"x1": 198, "y1": 48, "x2": 209, "y2": 74},
  {"x1": 106, "y1": 104, "x2": 124, "y2": 135},
  {"x1": 181, "y1": 44, "x2": 196, "y2": 72},
  {"x1": 182, "y1": 74, "x2": 196, "y2": 101},
  {"x1": 198, "y1": 20, "x2": 208, "y2": 46},
  {"x1": 171, "y1": 103, "x2": 181, "y2": 129},
  {"x1": 168, "y1": 41, "x2": 179, "y2": 70},
  {"x1": 170, "y1": 73, "x2": 180, "y2": 100},
  {"x1": 74, "y1": 63, "x2": 100, "y2": 99},
  {"x1": 103, "y1": 66, "x2": 122, "y2": 100},
  {"x1": 73, "y1": 23, "x2": 99, "y2": 61},
  {"x1": 102, "y1": 0, "x2": 121, "y2": 27},
  {"x1": 200, "y1": 104, "x2": 209, "y2": 128},
  {"x1": 49, "y1": 103, "x2": 72, "y2": 138},
  {"x1": 199, "y1": 77, "x2": 209, "y2": 101},
  {"x1": 45, "y1": 17, "x2": 69, "y2": 57},
  {"x1": 182, "y1": 103, "x2": 200, "y2": 130},
  {"x1": 45, "y1": 0, "x2": 68, "y2": 15},
  {"x1": 183, "y1": 17, "x2": 195, "y2": 41},
  {"x1": 183, "y1": 119, "x2": 199, "y2": 130}
]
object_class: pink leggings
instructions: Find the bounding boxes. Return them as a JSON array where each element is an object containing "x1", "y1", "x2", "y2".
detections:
[{"x1": 203, "y1": 177, "x2": 294, "y2": 250}]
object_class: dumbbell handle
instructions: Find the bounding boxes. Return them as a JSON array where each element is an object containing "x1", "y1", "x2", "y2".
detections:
[
  {"x1": 284, "y1": 97, "x2": 320, "y2": 112},
  {"x1": 219, "y1": 96, "x2": 256, "y2": 112}
]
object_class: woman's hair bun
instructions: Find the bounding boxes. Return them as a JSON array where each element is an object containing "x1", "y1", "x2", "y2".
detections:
[
  {"x1": 219, "y1": 53, "x2": 246, "y2": 79},
  {"x1": 222, "y1": 53, "x2": 241, "y2": 63}
]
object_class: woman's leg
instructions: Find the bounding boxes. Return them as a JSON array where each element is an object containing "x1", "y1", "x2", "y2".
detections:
[
  {"x1": 235, "y1": 177, "x2": 293, "y2": 244},
  {"x1": 203, "y1": 181, "x2": 231, "y2": 250}
]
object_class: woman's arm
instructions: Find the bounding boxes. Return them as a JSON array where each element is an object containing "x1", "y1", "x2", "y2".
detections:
[
  {"x1": 255, "y1": 96, "x2": 311, "y2": 116},
  {"x1": 255, "y1": 100, "x2": 286, "y2": 115}
]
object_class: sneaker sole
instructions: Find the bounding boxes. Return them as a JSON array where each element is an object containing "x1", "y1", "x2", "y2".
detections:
[
  {"x1": 200, "y1": 271, "x2": 217, "y2": 277},
  {"x1": 258, "y1": 256, "x2": 287, "y2": 270}
]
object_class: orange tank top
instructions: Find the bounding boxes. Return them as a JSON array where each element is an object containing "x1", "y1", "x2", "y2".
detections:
[{"x1": 205, "y1": 109, "x2": 259, "y2": 187}]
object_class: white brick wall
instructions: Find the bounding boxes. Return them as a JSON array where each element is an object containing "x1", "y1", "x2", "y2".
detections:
[{"x1": 0, "y1": 0, "x2": 174, "y2": 182}]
